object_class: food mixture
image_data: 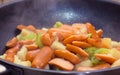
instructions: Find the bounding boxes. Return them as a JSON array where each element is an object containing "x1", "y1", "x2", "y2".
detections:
[{"x1": 1, "y1": 22, "x2": 120, "y2": 71}]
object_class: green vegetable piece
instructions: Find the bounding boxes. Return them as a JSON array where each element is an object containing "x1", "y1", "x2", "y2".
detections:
[
  {"x1": 94, "y1": 48, "x2": 109, "y2": 54},
  {"x1": 87, "y1": 33, "x2": 92, "y2": 38},
  {"x1": 91, "y1": 56, "x2": 101, "y2": 65},
  {"x1": 54, "y1": 21, "x2": 63, "y2": 28},
  {"x1": 17, "y1": 29, "x2": 37, "y2": 40},
  {"x1": 36, "y1": 32, "x2": 44, "y2": 48},
  {"x1": 85, "y1": 47, "x2": 98, "y2": 57}
]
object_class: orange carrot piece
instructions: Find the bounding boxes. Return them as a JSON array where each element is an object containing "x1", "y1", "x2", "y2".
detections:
[
  {"x1": 6, "y1": 37, "x2": 18, "y2": 48},
  {"x1": 66, "y1": 44, "x2": 89, "y2": 57},
  {"x1": 26, "y1": 49, "x2": 40, "y2": 61},
  {"x1": 54, "y1": 49, "x2": 80, "y2": 64},
  {"x1": 72, "y1": 41, "x2": 91, "y2": 48},
  {"x1": 49, "y1": 58, "x2": 74, "y2": 71},
  {"x1": 95, "y1": 54, "x2": 117, "y2": 64},
  {"x1": 63, "y1": 34, "x2": 87, "y2": 45},
  {"x1": 32, "y1": 46, "x2": 53, "y2": 68},
  {"x1": 86, "y1": 23, "x2": 100, "y2": 41},
  {"x1": 87, "y1": 38, "x2": 103, "y2": 48},
  {"x1": 41, "y1": 33, "x2": 52, "y2": 46}
]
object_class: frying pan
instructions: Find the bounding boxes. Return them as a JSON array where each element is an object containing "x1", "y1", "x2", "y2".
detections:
[{"x1": 0, "y1": 0, "x2": 120, "y2": 75}]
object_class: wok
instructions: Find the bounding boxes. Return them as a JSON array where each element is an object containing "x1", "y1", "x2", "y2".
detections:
[{"x1": 0, "y1": 0, "x2": 120, "y2": 75}]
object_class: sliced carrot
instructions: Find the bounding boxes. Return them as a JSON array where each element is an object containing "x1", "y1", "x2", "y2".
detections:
[
  {"x1": 32, "y1": 46, "x2": 53, "y2": 68},
  {"x1": 26, "y1": 49, "x2": 40, "y2": 61},
  {"x1": 49, "y1": 58, "x2": 74, "y2": 71},
  {"x1": 66, "y1": 44, "x2": 89, "y2": 57},
  {"x1": 25, "y1": 43, "x2": 38, "y2": 50},
  {"x1": 95, "y1": 54, "x2": 117, "y2": 64},
  {"x1": 63, "y1": 34, "x2": 87, "y2": 45},
  {"x1": 54, "y1": 49, "x2": 80, "y2": 64},
  {"x1": 72, "y1": 41, "x2": 91, "y2": 48},
  {"x1": 87, "y1": 38, "x2": 104, "y2": 48},
  {"x1": 93, "y1": 63, "x2": 111, "y2": 70},
  {"x1": 41, "y1": 33, "x2": 52, "y2": 46},
  {"x1": 86, "y1": 23, "x2": 100, "y2": 41},
  {"x1": 6, "y1": 37, "x2": 18, "y2": 48}
]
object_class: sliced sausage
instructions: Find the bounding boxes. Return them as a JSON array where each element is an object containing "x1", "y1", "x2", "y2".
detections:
[
  {"x1": 49, "y1": 58, "x2": 74, "y2": 71},
  {"x1": 32, "y1": 46, "x2": 53, "y2": 69}
]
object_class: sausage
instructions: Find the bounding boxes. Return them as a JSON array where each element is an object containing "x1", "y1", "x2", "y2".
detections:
[
  {"x1": 93, "y1": 63, "x2": 111, "y2": 69},
  {"x1": 77, "y1": 66, "x2": 96, "y2": 71},
  {"x1": 19, "y1": 40, "x2": 34, "y2": 45},
  {"x1": 6, "y1": 37, "x2": 18, "y2": 48},
  {"x1": 25, "y1": 43, "x2": 38, "y2": 50},
  {"x1": 26, "y1": 49, "x2": 40, "y2": 61},
  {"x1": 49, "y1": 58, "x2": 74, "y2": 71},
  {"x1": 5, "y1": 44, "x2": 20, "y2": 62},
  {"x1": 32, "y1": 46, "x2": 53, "y2": 68},
  {"x1": 77, "y1": 63, "x2": 110, "y2": 71},
  {"x1": 66, "y1": 44, "x2": 89, "y2": 57},
  {"x1": 54, "y1": 50, "x2": 80, "y2": 64},
  {"x1": 41, "y1": 33, "x2": 52, "y2": 46}
]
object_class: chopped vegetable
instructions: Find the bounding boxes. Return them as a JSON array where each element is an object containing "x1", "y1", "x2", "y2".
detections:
[
  {"x1": 17, "y1": 29, "x2": 36, "y2": 41},
  {"x1": 17, "y1": 46, "x2": 27, "y2": 61},
  {"x1": 36, "y1": 32, "x2": 44, "y2": 48},
  {"x1": 54, "y1": 21, "x2": 63, "y2": 28},
  {"x1": 51, "y1": 38, "x2": 66, "y2": 50}
]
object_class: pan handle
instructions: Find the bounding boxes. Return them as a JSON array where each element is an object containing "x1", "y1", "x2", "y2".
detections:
[
  {"x1": 0, "y1": 64, "x2": 7, "y2": 74},
  {"x1": 0, "y1": 61, "x2": 24, "y2": 75}
]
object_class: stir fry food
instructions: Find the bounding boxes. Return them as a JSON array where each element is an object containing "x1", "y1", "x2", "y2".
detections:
[{"x1": 1, "y1": 22, "x2": 120, "y2": 71}]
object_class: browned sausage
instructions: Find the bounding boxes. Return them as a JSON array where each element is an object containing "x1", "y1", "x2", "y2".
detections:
[
  {"x1": 54, "y1": 50, "x2": 80, "y2": 64},
  {"x1": 49, "y1": 58, "x2": 74, "y2": 71},
  {"x1": 6, "y1": 37, "x2": 18, "y2": 48},
  {"x1": 77, "y1": 66, "x2": 96, "y2": 71},
  {"x1": 5, "y1": 44, "x2": 20, "y2": 62},
  {"x1": 26, "y1": 49, "x2": 40, "y2": 61},
  {"x1": 32, "y1": 46, "x2": 54, "y2": 68}
]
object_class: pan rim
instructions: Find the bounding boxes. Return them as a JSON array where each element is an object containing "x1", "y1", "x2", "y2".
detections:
[{"x1": 0, "y1": 58, "x2": 120, "y2": 74}]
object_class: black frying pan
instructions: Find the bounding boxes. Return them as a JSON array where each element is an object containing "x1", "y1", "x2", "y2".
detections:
[{"x1": 0, "y1": 0, "x2": 120, "y2": 75}]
